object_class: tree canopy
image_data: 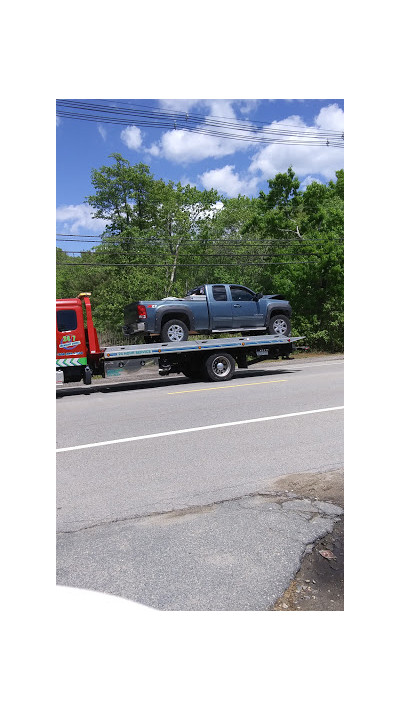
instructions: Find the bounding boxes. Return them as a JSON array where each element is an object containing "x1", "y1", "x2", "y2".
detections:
[{"x1": 57, "y1": 155, "x2": 344, "y2": 351}]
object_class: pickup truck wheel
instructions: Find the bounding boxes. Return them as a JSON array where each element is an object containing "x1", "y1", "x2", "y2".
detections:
[
  {"x1": 161, "y1": 319, "x2": 189, "y2": 342},
  {"x1": 267, "y1": 314, "x2": 291, "y2": 336},
  {"x1": 203, "y1": 352, "x2": 235, "y2": 382}
]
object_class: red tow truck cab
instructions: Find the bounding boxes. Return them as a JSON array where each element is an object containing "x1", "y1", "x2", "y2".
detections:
[{"x1": 56, "y1": 293, "x2": 104, "y2": 384}]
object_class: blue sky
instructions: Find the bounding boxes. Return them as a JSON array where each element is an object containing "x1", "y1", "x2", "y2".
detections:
[{"x1": 56, "y1": 98, "x2": 344, "y2": 249}]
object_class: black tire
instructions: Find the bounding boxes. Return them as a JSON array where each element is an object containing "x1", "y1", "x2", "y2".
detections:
[
  {"x1": 83, "y1": 367, "x2": 92, "y2": 385},
  {"x1": 267, "y1": 314, "x2": 291, "y2": 336},
  {"x1": 180, "y1": 364, "x2": 203, "y2": 380},
  {"x1": 161, "y1": 319, "x2": 189, "y2": 342},
  {"x1": 203, "y1": 352, "x2": 235, "y2": 382}
]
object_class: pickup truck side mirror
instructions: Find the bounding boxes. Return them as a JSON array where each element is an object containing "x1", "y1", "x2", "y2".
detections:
[{"x1": 253, "y1": 292, "x2": 263, "y2": 301}]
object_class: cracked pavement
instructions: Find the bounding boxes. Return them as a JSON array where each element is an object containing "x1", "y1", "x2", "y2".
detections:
[{"x1": 57, "y1": 471, "x2": 343, "y2": 611}]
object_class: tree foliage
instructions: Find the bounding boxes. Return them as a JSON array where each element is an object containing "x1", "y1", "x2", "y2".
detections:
[{"x1": 57, "y1": 155, "x2": 344, "y2": 351}]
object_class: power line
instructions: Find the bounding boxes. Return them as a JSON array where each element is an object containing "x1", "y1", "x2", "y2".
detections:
[
  {"x1": 56, "y1": 112, "x2": 343, "y2": 146},
  {"x1": 59, "y1": 251, "x2": 334, "y2": 258},
  {"x1": 56, "y1": 100, "x2": 344, "y2": 147},
  {"x1": 118, "y1": 99, "x2": 344, "y2": 136},
  {"x1": 57, "y1": 100, "x2": 344, "y2": 140},
  {"x1": 56, "y1": 260, "x2": 321, "y2": 267},
  {"x1": 56, "y1": 234, "x2": 343, "y2": 244},
  {"x1": 61, "y1": 98, "x2": 343, "y2": 136}
]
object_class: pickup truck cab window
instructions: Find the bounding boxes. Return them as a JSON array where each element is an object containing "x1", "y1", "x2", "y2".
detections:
[
  {"x1": 187, "y1": 285, "x2": 205, "y2": 296},
  {"x1": 212, "y1": 285, "x2": 227, "y2": 301},
  {"x1": 57, "y1": 309, "x2": 78, "y2": 332},
  {"x1": 230, "y1": 286, "x2": 255, "y2": 301}
]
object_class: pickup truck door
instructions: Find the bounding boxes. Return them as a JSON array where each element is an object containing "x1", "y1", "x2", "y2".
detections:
[
  {"x1": 229, "y1": 285, "x2": 264, "y2": 329},
  {"x1": 207, "y1": 284, "x2": 234, "y2": 330}
]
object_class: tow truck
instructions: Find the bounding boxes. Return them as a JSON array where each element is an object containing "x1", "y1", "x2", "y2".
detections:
[{"x1": 56, "y1": 293, "x2": 303, "y2": 386}]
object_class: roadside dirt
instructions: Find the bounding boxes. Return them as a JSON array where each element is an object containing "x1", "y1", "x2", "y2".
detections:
[{"x1": 268, "y1": 469, "x2": 344, "y2": 611}]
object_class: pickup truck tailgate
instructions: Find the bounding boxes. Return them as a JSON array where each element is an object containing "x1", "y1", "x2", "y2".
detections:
[{"x1": 124, "y1": 301, "x2": 140, "y2": 323}]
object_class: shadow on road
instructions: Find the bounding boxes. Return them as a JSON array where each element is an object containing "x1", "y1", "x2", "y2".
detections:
[{"x1": 56, "y1": 366, "x2": 300, "y2": 398}]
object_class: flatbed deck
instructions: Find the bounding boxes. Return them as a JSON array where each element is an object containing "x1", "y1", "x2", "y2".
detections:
[
  {"x1": 102, "y1": 334, "x2": 304, "y2": 382},
  {"x1": 103, "y1": 334, "x2": 303, "y2": 360}
]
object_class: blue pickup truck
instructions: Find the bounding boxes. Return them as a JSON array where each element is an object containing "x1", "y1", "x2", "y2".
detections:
[{"x1": 123, "y1": 283, "x2": 292, "y2": 343}]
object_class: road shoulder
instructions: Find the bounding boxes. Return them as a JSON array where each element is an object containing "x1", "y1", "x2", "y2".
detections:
[{"x1": 267, "y1": 468, "x2": 344, "y2": 611}]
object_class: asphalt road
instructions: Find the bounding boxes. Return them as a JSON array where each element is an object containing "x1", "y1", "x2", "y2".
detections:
[{"x1": 56, "y1": 355, "x2": 344, "y2": 610}]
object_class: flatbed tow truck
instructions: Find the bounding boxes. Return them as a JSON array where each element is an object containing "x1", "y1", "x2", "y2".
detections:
[{"x1": 56, "y1": 293, "x2": 303, "y2": 386}]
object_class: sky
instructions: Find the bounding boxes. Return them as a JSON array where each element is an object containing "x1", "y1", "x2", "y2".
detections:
[{"x1": 56, "y1": 98, "x2": 344, "y2": 250}]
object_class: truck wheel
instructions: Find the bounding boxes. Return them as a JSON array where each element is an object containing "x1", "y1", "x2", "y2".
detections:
[
  {"x1": 203, "y1": 352, "x2": 235, "y2": 382},
  {"x1": 161, "y1": 319, "x2": 189, "y2": 342},
  {"x1": 267, "y1": 314, "x2": 291, "y2": 336},
  {"x1": 180, "y1": 364, "x2": 203, "y2": 380},
  {"x1": 83, "y1": 367, "x2": 92, "y2": 385}
]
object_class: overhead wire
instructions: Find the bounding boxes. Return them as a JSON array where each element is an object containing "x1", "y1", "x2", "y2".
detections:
[
  {"x1": 56, "y1": 261, "x2": 320, "y2": 267},
  {"x1": 56, "y1": 100, "x2": 344, "y2": 147},
  {"x1": 56, "y1": 234, "x2": 343, "y2": 244},
  {"x1": 60, "y1": 99, "x2": 343, "y2": 135},
  {"x1": 57, "y1": 100, "x2": 344, "y2": 139}
]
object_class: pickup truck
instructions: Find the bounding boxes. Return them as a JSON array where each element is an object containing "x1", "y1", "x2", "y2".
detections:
[{"x1": 123, "y1": 283, "x2": 292, "y2": 342}]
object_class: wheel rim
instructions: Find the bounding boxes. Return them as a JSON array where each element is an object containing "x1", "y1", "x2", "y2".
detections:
[
  {"x1": 272, "y1": 318, "x2": 287, "y2": 335},
  {"x1": 167, "y1": 324, "x2": 185, "y2": 341},
  {"x1": 211, "y1": 356, "x2": 231, "y2": 377}
]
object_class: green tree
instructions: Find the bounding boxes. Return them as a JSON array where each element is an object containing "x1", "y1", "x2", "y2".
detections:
[
  {"x1": 242, "y1": 168, "x2": 344, "y2": 351},
  {"x1": 57, "y1": 158, "x2": 343, "y2": 351},
  {"x1": 75, "y1": 155, "x2": 221, "y2": 327},
  {"x1": 86, "y1": 154, "x2": 158, "y2": 237}
]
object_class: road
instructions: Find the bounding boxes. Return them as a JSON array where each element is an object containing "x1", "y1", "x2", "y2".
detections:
[{"x1": 56, "y1": 355, "x2": 344, "y2": 610}]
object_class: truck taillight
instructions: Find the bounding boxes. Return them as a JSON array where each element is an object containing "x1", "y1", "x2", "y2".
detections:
[{"x1": 137, "y1": 305, "x2": 147, "y2": 319}]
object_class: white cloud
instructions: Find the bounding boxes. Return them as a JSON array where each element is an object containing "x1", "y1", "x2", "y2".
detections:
[
  {"x1": 161, "y1": 129, "x2": 241, "y2": 163},
  {"x1": 98, "y1": 125, "x2": 107, "y2": 141},
  {"x1": 238, "y1": 100, "x2": 260, "y2": 115},
  {"x1": 158, "y1": 99, "x2": 203, "y2": 113},
  {"x1": 179, "y1": 176, "x2": 198, "y2": 188},
  {"x1": 300, "y1": 175, "x2": 322, "y2": 190},
  {"x1": 200, "y1": 165, "x2": 259, "y2": 198},
  {"x1": 120, "y1": 125, "x2": 143, "y2": 150},
  {"x1": 56, "y1": 116, "x2": 61, "y2": 127},
  {"x1": 158, "y1": 99, "x2": 240, "y2": 119},
  {"x1": 152, "y1": 99, "x2": 254, "y2": 164},
  {"x1": 144, "y1": 143, "x2": 161, "y2": 157},
  {"x1": 315, "y1": 103, "x2": 344, "y2": 132},
  {"x1": 249, "y1": 105, "x2": 344, "y2": 181},
  {"x1": 56, "y1": 204, "x2": 109, "y2": 233}
]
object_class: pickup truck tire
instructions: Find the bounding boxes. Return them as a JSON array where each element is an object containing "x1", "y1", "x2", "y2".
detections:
[
  {"x1": 267, "y1": 314, "x2": 291, "y2": 336},
  {"x1": 161, "y1": 319, "x2": 189, "y2": 342},
  {"x1": 203, "y1": 352, "x2": 235, "y2": 382}
]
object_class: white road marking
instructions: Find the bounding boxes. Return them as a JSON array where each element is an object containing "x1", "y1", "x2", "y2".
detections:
[{"x1": 56, "y1": 405, "x2": 344, "y2": 453}]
